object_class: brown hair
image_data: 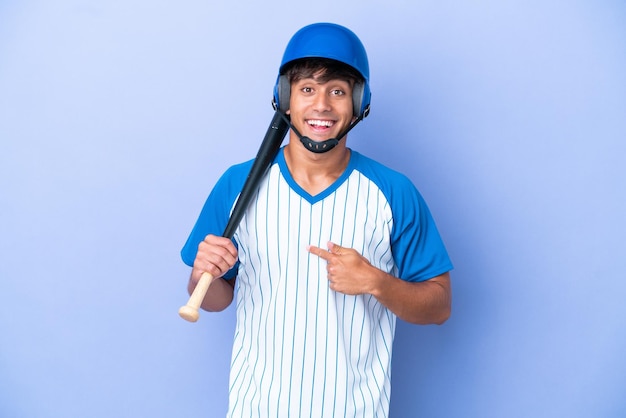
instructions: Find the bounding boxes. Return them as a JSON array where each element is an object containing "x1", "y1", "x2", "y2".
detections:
[{"x1": 282, "y1": 58, "x2": 363, "y2": 86}]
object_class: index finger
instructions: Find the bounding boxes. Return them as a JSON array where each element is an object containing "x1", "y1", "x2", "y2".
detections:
[{"x1": 307, "y1": 245, "x2": 332, "y2": 261}]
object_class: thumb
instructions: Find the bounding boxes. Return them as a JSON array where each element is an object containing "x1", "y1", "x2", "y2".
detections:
[{"x1": 328, "y1": 241, "x2": 344, "y2": 255}]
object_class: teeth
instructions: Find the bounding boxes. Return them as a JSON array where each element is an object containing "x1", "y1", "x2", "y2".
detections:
[{"x1": 307, "y1": 120, "x2": 333, "y2": 127}]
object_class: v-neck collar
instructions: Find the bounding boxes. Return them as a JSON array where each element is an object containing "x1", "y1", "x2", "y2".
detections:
[{"x1": 276, "y1": 147, "x2": 357, "y2": 204}]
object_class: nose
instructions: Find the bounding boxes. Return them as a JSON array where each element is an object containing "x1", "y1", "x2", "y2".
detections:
[{"x1": 312, "y1": 91, "x2": 331, "y2": 112}]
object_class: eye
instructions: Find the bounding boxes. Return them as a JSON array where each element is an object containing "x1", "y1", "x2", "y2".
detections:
[
  {"x1": 331, "y1": 89, "x2": 345, "y2": 96},
  {"x1": 301, "y1": 87, "x2": 313, "y2": 93}
]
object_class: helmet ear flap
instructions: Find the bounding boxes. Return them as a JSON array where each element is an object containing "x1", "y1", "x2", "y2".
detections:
[
  {"x1": 273, "y1": 75, "x2": 291, "y2": 113},
  {"x1": 352, "y1": 81, "x2": 371, "y2": 119},
  {"x1": 352, "y1": 82, "x2": 363, "y2": 117}
]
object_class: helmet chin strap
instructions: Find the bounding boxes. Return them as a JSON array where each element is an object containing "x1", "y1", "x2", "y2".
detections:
[{"x1": 276, "y1": 110, "x2": 365, "y2": 154}]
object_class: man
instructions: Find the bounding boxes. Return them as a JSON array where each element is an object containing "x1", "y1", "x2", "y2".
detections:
[{"x1": 181, "y1": 22, "x2": 453, "y2": 417}]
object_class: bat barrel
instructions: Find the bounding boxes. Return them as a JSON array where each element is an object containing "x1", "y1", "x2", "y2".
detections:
[{"x1": 223, "y1": 111, "x2": 289, "y2": 238}]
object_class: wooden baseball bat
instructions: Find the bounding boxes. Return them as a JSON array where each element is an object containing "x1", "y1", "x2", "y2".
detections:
[{"x1": 179, "y1": 110, "x2": 289, "y2": 322}]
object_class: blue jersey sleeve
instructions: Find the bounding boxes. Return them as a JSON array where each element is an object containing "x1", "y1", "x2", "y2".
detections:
[
  {"x1": 180, "y1": 160, "x2": 253, "y2": 277},
  {"x1": 352, "y1": 152, "x2": 453, "y2": 282},
  {"x1": 389, "y1": 179, "x2": 453, "y2": 282}
]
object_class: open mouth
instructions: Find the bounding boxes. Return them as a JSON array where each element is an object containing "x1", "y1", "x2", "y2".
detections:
[{"x1": 306, "y1": 119, "x2": 335, "y2": 131}]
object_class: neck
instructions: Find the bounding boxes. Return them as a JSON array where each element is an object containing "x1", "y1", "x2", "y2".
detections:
[{"x1": 283, "y1": 137, "x2": 351, "y2": 195}]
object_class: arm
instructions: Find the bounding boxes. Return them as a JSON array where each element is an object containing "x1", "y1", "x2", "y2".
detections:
[
  {"x1": 308, "y1": 242, "x2": 451, "y2": 325},
  {"x1": 187, "y1": 234, "x2": 238, "y2": 312},
  {"x1": 369, "y1": 271, "x2": 450, "y2": 325}
]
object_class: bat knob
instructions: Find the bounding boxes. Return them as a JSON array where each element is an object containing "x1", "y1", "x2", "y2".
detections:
[{"x1": 178, "y1": 305, "x2": 200, "y2": 322}]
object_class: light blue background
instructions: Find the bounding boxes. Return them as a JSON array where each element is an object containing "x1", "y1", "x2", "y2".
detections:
[{"x1": 1, "y1": 1, "x2": 625, "y2": 417}]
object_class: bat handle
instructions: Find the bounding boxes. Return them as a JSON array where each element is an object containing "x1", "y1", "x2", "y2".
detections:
[{"x1": 178, "y1": 271, "x2": 214, "y2": 322}]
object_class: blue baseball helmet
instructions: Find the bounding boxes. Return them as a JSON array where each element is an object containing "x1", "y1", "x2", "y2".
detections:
[{"x1": 273, "y1": 23, "x2": 371, "y2": 118}]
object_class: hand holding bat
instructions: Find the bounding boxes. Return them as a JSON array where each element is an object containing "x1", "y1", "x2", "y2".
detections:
[{"x1": 178, "y1": 235, "x2": 238, "y2": 321}]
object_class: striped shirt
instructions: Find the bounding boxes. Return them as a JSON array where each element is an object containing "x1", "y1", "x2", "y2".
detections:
[{"x1": 181, "y1": 148, "x2": 452, "y2": 417}]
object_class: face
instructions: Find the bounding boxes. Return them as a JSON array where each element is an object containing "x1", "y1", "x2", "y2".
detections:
[{"x1": 287, "y1": 74, "x2": 355, "y2": 143}]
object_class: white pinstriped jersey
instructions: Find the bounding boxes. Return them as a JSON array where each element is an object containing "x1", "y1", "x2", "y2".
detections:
[{"x1": 181, "y1": 148, "x2": 452, "y2": 417}]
